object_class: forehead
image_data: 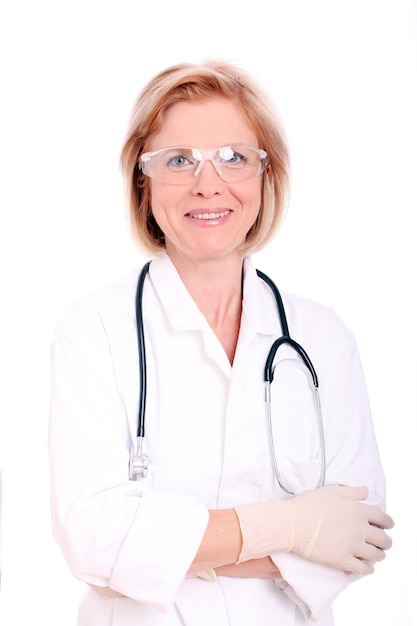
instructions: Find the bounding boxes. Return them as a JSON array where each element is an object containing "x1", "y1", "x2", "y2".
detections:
[{"x1": 149, "y1": 97, "x2": 259, "y2": 150}]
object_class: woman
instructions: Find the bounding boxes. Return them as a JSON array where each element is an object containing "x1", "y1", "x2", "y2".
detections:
[{"x1": 49, "y1": 61, "x2": 394, "y2": 626}]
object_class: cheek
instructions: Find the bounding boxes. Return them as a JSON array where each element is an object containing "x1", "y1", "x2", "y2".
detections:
[
  {"x1": 150, "y1": 181, "x2": 182, "y2": 211},
  {"x1": 149, "y1": 183, "x2": 171, "y2": 225},
  {"x1": 149, "y1": 180, "x2": 162, "y2": 211},
  {"x1": 240, "y1": 178, "x2": 262, "y2": 213}
]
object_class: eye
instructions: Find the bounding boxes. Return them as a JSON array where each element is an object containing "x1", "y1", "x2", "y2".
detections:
[
  {"x1": 219, "y1": 146, "x2": 248, "y2": 166},
  {"x1": 165, "y1": 151, "x2": 195, "y2": 170}
]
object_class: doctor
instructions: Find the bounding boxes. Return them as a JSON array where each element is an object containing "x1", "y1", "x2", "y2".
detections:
[{"x1": 49, "y1": 60, "x2": 394, "y2": 626}]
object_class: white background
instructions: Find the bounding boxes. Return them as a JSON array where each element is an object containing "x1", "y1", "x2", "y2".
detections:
[{"x1": 0, "y1": 0, "x2": 416, "y2": 624}]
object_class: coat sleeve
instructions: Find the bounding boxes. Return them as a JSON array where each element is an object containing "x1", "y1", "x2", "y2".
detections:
[
  {"x1": 270, "y1": 324, "x2": 387, "y2": 621},
  {"x1": 48, "y1": 300, "x2": 209, "y2": 610}
]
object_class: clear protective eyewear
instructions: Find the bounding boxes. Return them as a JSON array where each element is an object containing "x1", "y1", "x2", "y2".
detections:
[{"x1": 139, "y1": 144, "x2": 268, "y2": 184}]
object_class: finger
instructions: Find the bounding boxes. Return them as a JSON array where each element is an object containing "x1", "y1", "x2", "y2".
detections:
[
  {"x1": 366, "y1": 524, "x2": 393, "y2": 551},
  {"x1": 356, "y1": 543, "x2": 387, "y2": 564},
  {"x1": 362, "y1": 503, "x2": 394, "y2": 529},
  {"x1": 344, "y1": 556, "x2": 375, "y2": 576}
]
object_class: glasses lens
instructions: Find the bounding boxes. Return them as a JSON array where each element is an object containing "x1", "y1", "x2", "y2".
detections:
[
  {"x1": 141, "y1": 148, "x2": 196, "y2": 183},
  {"x1": 140, "y1": 145, "x2": 267, "y2": 184},
  {"x1": 217, "y1": 145, "x2": 264, "y2": 182}
]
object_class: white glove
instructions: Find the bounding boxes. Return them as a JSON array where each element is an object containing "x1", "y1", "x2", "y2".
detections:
[{"x1": 235, "y1": 485, "x2": 394, "y2": 575}]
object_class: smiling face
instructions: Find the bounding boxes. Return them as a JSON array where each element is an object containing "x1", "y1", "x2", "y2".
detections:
[{"x1": 148, "y1": 98, "x2": 263, "y2": 267}]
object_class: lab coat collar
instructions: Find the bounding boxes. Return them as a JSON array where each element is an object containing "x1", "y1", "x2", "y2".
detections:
[
  {"x1": 148, "y1": 252, "x2": 279, "y2": 337},
  {"x1": 148, "y1": 253, "x2": 208, "y2": 332},
  {"x1": 242, "y1": 258, "x2": 282, "y2": 337}
]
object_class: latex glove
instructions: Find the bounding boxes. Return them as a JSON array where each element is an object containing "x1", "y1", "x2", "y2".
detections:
[{"x1": 235, "y1": 485, "x2": 394, "y2": 575}]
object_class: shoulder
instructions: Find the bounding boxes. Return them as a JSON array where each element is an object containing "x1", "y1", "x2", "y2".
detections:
[
  {"x1": 54, "y1": 270, "x2": 140, "y2": 339},
  {"x1": 282, "y1": 290, "x2": 349, "y2": 335},
  {"x1": 279, "y1": 289, "x2": 360, "y2": 377},
  {"x1": 244, "y1": 258, "x2": 354, "y2": 348}
]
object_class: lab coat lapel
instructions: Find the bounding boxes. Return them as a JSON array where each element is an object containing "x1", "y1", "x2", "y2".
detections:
[
  {"x1": 241, "y1": 258, "x2": 281, "y2": 338},
  {"x1": 148, "y1": 255, "x2": 281, "y2": 376},
  {"x1": 148, "y1": 253, "x2": 232, "y2": 377},
  {"x1": 148, "y1": 253, "x2": 208, "y2": 332}
]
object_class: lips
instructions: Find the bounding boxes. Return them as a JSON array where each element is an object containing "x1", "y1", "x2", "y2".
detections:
[{"x1": 188, "y1": 210, "x2": 231, "y2": 220}]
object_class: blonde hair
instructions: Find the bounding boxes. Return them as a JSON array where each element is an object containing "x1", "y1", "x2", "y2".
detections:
[{"x1": 120, "y1": 60, "x2": 290, "y2": 255}]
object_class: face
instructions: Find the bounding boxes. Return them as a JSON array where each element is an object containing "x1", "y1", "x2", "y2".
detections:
[{"x1": 148, "y1": 98, "x2": 262, "y2": 266}]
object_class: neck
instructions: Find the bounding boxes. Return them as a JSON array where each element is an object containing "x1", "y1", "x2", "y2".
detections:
[{"x1": 167, "y1": 251, "x2": 244, "y2": 363}]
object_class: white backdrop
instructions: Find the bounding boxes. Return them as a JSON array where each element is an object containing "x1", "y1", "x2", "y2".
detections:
[{"x1": 1, "y1": 0, "x2": 416, "y2": 624}]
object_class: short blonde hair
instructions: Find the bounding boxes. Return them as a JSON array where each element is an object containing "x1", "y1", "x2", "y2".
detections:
[{"x1": 120, "y1": 60, "x2": 290, "y2": 256}]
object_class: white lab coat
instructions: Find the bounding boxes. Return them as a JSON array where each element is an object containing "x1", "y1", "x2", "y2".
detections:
[{"x1": 49, "y1": 252, "x2": 386, "y2": 626}]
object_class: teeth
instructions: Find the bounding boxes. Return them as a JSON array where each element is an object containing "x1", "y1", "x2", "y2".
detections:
[{"x1": 190, "y1": 211, "x2": 229, "y2": 220}]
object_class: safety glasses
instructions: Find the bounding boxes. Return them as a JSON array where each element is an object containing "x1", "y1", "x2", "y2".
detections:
[{"x1": 139, "y1": 144, "x2": 268, "y2": 184}]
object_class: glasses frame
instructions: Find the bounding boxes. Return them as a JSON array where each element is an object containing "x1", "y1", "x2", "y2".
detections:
[{"x1": 139, "y1": 144, "x2": 268, "y2": 184}]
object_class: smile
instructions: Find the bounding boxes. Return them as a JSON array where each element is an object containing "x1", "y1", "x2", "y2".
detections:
[{"x1": 189, "y1": 210, "x2": 230, "y2": 220}]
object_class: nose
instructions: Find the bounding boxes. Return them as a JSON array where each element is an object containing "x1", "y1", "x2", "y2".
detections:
[
  {"x1": 191, "y1": 159, "x2": 225, "y2": 196},
  {"x1": 194, "y1": 155, "x2": 223, "y2": 178}
]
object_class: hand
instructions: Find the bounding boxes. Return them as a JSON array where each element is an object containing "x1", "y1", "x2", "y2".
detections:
[
  {"x1": 235, "y1": 485, "x2": 394, "y2": 575},
  {"x1": 287, "y1": 485, "x2": 394, "y2": 574}
]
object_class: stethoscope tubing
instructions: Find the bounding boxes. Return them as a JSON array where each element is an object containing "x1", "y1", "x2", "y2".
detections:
[
  {"x1": 135, "y1": 261, "x2": 151, "y2": 440},
  {"x1": 256, "y1": 269, "x2": 319, "y2": 388},
  {"x1": 133, "y1": 261, "x2": 325, "y2": 493}
]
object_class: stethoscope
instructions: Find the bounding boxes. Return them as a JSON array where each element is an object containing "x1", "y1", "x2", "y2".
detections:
[{"x1": 129, "y1": 261, "x2": 326, "y2": 494}]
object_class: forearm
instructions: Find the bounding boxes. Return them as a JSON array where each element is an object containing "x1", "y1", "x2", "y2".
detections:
[
  {"x1": 189, "y1": 486, "x2": 394, "y2": 576},
  {"x1": 91, "y1": 486, "x2": 393, "y2": 600},
  {"x1": 187, "y1": 509, "x2": 281, "y2": 578},
  {"x1": 91, "y1": 508, "x2": 244, "y2": 596},
  {"x1": 187, "y1": 508, "x2": 242, "y2": 573}
]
